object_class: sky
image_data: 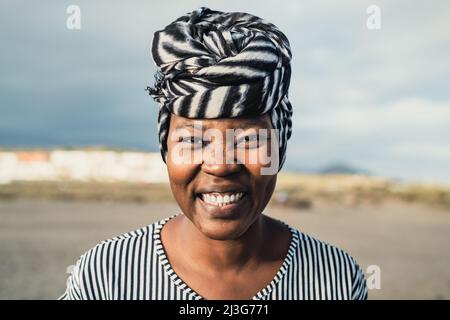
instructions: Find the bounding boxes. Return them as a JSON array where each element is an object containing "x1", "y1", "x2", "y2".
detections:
[{"x1": 0, "y1": 0, "x2": 449, "y2": 183}]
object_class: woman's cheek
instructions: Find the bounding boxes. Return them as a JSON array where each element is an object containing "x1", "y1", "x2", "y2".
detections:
[
  {"x1": 167, "y1": 147, "x2": 197, "y2": 183},
  {"x1": 244, "y1": 144, "x2": 275, "y2": 172}
]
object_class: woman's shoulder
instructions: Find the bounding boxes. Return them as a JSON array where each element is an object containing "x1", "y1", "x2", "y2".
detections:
[
  {"x1": 58, "y1": 214, "x2": 176, "y2": 299},
  {"x1": 282, "y1": 221, "x2": 368, "y2": 299},
  {"x1": 65, "y1": 215, "x2": 176, "y2": 277},
  {"x1": 78, "y1": 214, "x2": 175, "y2": 258},
  {"x1": 286, "y1": 222, "x2": 362, "y2": 269}
]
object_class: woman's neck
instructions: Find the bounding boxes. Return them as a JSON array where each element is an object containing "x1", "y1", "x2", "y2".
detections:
[{"x1": 177, "y1": 214, "x2": 268, "y2": 273}]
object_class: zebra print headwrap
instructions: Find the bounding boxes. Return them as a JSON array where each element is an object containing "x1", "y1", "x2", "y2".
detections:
[{"x1": 146, "y1": 6, "x2": 293, "y2": 171}]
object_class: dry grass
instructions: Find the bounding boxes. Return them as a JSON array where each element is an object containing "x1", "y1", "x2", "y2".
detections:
[
  {"x1": 274, "y1": 172, "x2": 450, "y2": 210},
  {"x1": 1, "y1": 172, "x2": 449, "y2": 210},
  {"x1": 0, "y1": 181, "x2": 174, "y2": 203}
]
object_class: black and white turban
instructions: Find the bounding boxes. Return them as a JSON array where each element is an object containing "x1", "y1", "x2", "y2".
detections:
[{"x1": 147, "y1": 6, "x2": 293, "y2": 171}]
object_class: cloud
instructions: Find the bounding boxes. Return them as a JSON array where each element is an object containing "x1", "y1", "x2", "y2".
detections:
[
  {"x1": 286, "y1": 98, "x2": 450, "y2": 183},
  {"x1": 298, "y1": 98, "x2": 450, "y2": 135},
  {"x1": 0, "y1": 0, "x2": 449, "y2": 183}
]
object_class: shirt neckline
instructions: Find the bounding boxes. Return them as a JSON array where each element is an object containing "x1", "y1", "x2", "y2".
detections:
[{"x1": 152, "y1": 213, "x2": 300, "y2": 300}]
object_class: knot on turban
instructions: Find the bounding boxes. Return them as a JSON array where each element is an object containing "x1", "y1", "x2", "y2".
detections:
[{"x1": 147, "y1": 6, "x2": 293, "y2": 171}]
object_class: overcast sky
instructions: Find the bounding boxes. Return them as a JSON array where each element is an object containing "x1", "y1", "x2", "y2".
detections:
[{"x1": 1, "y1": 0, "x2": 449, "y2": 183}]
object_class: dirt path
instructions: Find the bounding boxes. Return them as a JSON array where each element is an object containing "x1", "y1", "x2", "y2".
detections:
[{"x1": 0, "y1": 200, "x2": 449, "y2": 299}]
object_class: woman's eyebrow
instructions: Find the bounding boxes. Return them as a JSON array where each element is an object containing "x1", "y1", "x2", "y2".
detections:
[
  {"x1": 175, "y1": 122, "x2": 203, "y2": 130},
  {"x1": 234, "y1": 120, "x2": 267, "y2": 129},
  {"x1": 174, "y1": 119, "x2": 268, "y2": 130}
]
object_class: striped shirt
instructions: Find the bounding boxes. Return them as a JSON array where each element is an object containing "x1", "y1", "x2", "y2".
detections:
[{"x1": 58, "y1": 214, "x2": 368, "y2": 300}]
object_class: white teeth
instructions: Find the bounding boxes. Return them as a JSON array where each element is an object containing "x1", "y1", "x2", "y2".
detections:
[{"x1": 200, "y1": 192, "x2": 245, "y2": 207}]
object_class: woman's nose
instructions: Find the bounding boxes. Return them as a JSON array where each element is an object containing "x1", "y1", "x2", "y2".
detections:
[
  {"x1": 201, "y1": 145, "x2": 241, "y2": 176},
  {"x1": 201, "y1": 161, "x2": 242, "y2": 176}
]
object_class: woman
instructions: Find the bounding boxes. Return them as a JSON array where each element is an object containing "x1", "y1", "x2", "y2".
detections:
[{"x1": 59, "y1": 7, "x2": 368, "y2": 300}]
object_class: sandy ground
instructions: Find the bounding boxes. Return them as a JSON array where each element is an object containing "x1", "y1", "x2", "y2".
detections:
[{"x1": 0, "y1": 199, "x2": 449, "y2": 300}]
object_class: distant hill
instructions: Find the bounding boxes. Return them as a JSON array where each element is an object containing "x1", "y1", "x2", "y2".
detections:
[{"x1": 317, "y1": 162, "x2": 371, "y2": 175}]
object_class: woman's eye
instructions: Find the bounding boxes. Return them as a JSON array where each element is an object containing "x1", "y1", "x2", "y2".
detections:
[
  {"x1": 236, "y1": 135, "x2": 259, "y2": 148},
  {"x1": 180, "y1": 136, "x2": 204, "y2": 147}
]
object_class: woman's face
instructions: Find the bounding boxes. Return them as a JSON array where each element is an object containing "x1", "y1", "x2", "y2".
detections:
[{"x1": 166, "y1": 113, "x2": 278, "y2": 240}]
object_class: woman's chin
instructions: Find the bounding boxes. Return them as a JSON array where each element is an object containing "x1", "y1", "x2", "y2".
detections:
[
  {"x1": 193, "y1": 217, "x2": 251, "y2": 240},
  {"x1": 190, "y1": 195, "x2": 255, "y2": 240}
]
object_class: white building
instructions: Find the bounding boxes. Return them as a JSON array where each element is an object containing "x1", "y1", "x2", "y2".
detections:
[{"x1": 0, "y1": 150, "x2": 169, "y2": 184}]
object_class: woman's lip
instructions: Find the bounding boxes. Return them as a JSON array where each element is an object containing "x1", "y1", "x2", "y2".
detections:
[
  {"x1": 195, "y1": 192, "x2": 247, "y2": 199},
  {"x1": 198, "y1": 193, "x2": 246, "y2": 206},
  {"x1": 196, "y1": 193, "x2": 248, "y2": 218},
  {"x1": 196, "y1": 191, "x2": 247, "y2": 195}
]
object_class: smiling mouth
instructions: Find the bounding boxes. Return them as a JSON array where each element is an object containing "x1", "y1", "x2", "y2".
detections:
[{"x1": 197, "y1": 192, "x2": 247, "y2": 207}]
